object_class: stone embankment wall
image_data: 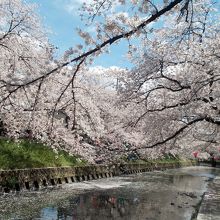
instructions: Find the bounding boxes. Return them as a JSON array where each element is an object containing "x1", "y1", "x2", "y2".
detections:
[{"x1": 0, "y1": 161, "x2": 196, "y2": 192}]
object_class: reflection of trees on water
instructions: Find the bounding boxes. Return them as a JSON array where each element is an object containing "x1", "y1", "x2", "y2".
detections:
[
  {"x1": 54, "y1": 189, "x2": 180, "y2": 220},
  {"x1": 38, "y1": 171, "x2": 212, "y2": 220},
  {"x1": 53, "y1": 192, "x2": 143, "y2": 219},
  {"x1": 54, "y1": 178, "x2": 188, "y2": 220},
  {"x1": 56, "y1": 193, "x2": 136, "y2": 219}
]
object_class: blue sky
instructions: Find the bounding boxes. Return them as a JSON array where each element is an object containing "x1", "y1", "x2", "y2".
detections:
[
  {"x1": 25, "y1": 0, "x2": 220, "y2": 69},
  {"x1": 26, "y1": 0, "x2": 132, "y2": 68}
]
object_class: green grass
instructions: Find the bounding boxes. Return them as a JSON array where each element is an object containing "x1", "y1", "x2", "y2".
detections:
[{"x1": 0, "y1": 138, "x2": 87, "y2": 170}]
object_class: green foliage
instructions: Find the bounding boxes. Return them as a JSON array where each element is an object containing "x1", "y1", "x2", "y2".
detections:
[{"x1": 0, "y1": 139, "x2": 87, "y2": 170}]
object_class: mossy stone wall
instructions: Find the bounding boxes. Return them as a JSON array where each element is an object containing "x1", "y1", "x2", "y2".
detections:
[{"x1": 0, "y1": 160, "x2": 197, "y2": 192}]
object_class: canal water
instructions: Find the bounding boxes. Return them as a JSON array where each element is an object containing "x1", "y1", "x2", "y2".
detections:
[{"x1": 0, "y1": 166, "x2": 219, "y2": 220}]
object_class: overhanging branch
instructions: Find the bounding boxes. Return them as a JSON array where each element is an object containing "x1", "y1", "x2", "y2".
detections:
[
  {"x1": 136, "y1": 115, "x2": 220, "y2": 149},
  {"x1": 4, "y1": 0, "x2": 184, "y2": 89}
]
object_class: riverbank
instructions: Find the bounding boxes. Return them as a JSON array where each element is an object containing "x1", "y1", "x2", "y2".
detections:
[
  {"x1": 0, "y1": 138, "x2": 199, "y2": 193},
  {"x1": 0, "y1": 138, "x2": 194, "y2": 170},
  {"x1": 197, "y1": 175, "x2": 220, "y2": 220},
  {"x1": 0, "y1": 139, "x2": 86, "y2": 169},
  {"x1": 0, "y1": 160, "x2": 196, "y2": 192}
]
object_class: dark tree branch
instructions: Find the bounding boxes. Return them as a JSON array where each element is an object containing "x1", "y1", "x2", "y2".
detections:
[
  {"x1": 50, "y1": 58, "x2": 85, "y2": 131},
  {"x1": 3, "y1": 0, "x2": 185, "y2": 90},
  {"x1": 136, "y1": 115, "x2": 220, "y2": 150}
]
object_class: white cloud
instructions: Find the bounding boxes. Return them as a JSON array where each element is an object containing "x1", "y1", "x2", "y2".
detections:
[
  {"x1": 64, "y1": 0, "x2": 81, "y2": 14},
  {"x1": 53, "y1": 0, "x2": 85, "y2": 15},
  {"x1": 53, "y1": 0, "x2": 124, "y2": 17},
  {"x1": 62, "y1": 0, "x2": 93, "y2": 15},
  {"x1": 62, "y1": 0, "x2": 120, "y2": 15}
]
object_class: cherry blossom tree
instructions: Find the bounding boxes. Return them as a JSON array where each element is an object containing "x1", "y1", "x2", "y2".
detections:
[
  {"x1": 1, "y1": 0, "x2": 220, "y2": 162},
  {"x1": 116, "y1": 0, "x2": 220, "y2": 159}
]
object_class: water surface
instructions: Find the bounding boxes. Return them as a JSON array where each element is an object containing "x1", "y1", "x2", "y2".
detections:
[{"x1": 0, "y1": 166, "x2": 219, "y2": 220}]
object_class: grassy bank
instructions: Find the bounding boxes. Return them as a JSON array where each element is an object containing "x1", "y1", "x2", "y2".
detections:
[
  {"x1": 0, "y1": 138, "x2": 194, "y2": 170},
  {"x1": 0, "y1": 139, "x2": 87, "y2": 170}
]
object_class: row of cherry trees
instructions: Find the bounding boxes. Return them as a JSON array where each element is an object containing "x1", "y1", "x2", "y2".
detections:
[
  {"x1": 117, "y1": 0, "x2": 220, "y2": 160},
  {"x1": 0, "y1": 0, "x2": 220, "y2": 163}
]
